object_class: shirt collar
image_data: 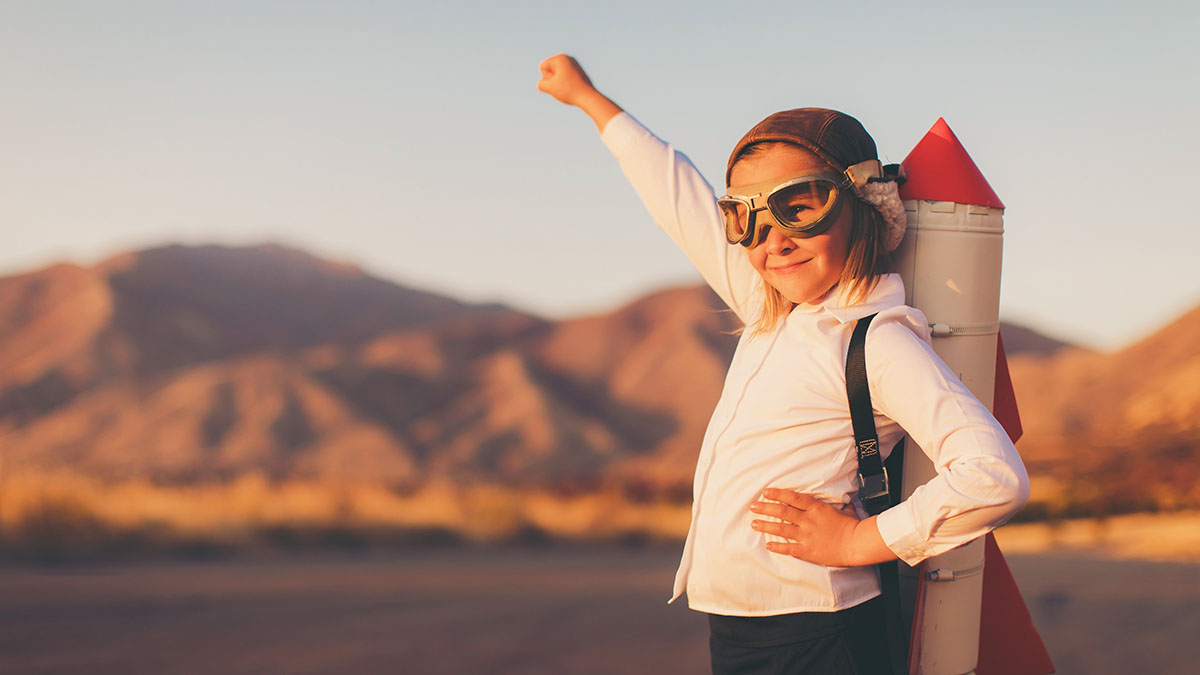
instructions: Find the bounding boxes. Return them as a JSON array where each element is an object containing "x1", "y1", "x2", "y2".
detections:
[{"x1": 789, "y1": 273, "x2": 906, "y2": 324}]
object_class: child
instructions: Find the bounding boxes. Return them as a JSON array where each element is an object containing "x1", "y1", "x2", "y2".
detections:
[{"x1": 537, "y1": 54, "x2": 1029, "y2": 675}]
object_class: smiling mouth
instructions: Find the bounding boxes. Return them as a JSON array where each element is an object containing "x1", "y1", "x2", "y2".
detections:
[{"x1": 768, "y1": 259, "x2": 812, "y2": 273}]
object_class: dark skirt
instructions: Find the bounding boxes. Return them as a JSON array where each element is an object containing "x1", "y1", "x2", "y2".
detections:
[{"x1": 708, "y1": 596, "x2": 895, "y2": 675}]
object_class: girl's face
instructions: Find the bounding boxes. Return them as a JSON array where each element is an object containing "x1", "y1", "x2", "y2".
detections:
[{"x1": 729, "y1": 144, "x2": 852, "y2": 307}]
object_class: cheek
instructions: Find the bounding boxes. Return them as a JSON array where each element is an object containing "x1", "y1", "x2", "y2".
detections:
[
  {"x1": 745, "y1": 247, "x2": 767, "y2": 273},
  {"x1": 830, "y1": 233, "x2": 851, "y2": 265},
  {"x1": 825, "y1": 214, "x2": 854, "y2": 265}
]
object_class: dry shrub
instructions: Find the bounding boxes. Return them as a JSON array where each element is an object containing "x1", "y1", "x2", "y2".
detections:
[
  {"x1": 0, "y1": 471, "x2": 692, "y2": 558},
  {"x1": 996, "y1": 510, "x2": 1200, "y2": 563}
]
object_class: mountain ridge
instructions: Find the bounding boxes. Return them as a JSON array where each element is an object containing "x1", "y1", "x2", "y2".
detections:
[{"x1": 2, "y1": 242, "x2": 1196, "y2": 517}]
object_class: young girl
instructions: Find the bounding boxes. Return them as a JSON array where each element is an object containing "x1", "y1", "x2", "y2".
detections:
[{"x1": 537, "y1": 54, "x2": 1029, "y2": 675}]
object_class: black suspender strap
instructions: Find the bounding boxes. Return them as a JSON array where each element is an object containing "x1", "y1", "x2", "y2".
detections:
[
  {"x1": 846, "y1": 313, "x2": 890, "y2": 517},
  {"x1": 846, "y1": 313, "x2": 909, "y2": 675}
]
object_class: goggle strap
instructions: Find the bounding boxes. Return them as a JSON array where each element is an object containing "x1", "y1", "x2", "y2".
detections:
[{"x1": 843, "y1": 159, "x2": 883, "y2": 189}]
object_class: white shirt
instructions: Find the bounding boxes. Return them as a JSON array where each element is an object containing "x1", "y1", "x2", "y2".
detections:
[{"x1": 601, "y1": 112, "x2": 1030, "y2": 616}]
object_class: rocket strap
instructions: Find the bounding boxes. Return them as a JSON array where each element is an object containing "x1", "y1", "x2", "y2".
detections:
[{"x1": 846, "y1": 313, "x2": 909, "y2": 675}]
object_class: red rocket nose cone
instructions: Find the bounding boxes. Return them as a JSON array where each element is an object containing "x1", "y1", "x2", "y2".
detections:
[{"x1": 898, "y1": 118, "x2": 1005, "y2": 209}]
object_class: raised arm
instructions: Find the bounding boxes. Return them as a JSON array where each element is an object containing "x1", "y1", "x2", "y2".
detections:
[{"x1": 537, "y1": 54, "x2": 761, "y2": 323}]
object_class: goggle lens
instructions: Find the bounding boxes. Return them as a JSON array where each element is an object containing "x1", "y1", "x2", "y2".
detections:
[
  {"x1": 718, "y1": 200, "x2": 752, "y2": 244},
  {"x1": 767, "y1": 181, "x2": 837, "y2": 229},
  {"x1": 719, "y1": 175, "x2": 843, "y2": 247}
]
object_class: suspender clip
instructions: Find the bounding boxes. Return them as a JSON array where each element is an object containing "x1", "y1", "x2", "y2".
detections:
[{"x1": 859, "y1": 468, "x2": 889, "y2": 502}]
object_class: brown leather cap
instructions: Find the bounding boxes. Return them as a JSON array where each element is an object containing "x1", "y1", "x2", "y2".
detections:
[{"x1": 725, "y1": 108, "x2": 879, "y2": 188}]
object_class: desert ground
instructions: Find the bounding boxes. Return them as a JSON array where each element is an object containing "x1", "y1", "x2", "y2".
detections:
[{"x1": 3, "y1": 536, "x2": 1199, "y2": 675}]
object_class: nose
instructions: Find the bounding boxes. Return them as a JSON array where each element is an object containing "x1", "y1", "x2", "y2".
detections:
[{"x1": 762, "y1": 223, "x2": 795, "y2": 256}]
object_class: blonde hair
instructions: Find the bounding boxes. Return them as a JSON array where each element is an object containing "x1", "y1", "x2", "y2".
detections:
[{"x1": 736, "y1": 143, "x2": 893, "y2": 335}]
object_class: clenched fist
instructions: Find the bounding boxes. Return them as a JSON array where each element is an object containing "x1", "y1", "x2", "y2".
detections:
[
  {"x1": 537, "y1": 54, "x2": 622, "y2": 131},
  {"x1": 537, "y1": 53, "x2": 596, "y2": 106}
]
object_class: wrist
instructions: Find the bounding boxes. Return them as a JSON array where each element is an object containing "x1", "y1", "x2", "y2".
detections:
[
  {"x1": 848, "y1": 516, "x2": 896, "y2": 566},
  {"x1": 845, "y1": 518, "x2": 867, "y2": 566},
  {"x1": 575, "y1": 89, "x2": 622, "y2": 132}
]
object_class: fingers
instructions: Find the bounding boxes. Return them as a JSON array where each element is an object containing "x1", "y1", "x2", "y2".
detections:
[
  {"x1": 751, "y1": 518, "x2": 799, "y2": 540},
  {"x1": 750, "y1": 490, "x2": 835, "y2": 544},
  {"x1": 763, "y1": 541, "x2": 807, "y2": 556},
  {"x1": 750, "y1": 491, "x2": 813, "y2": 540},
  {"x1": 749, "y1": 499, "x2": 806, "y2": 523},
  {"x1": 538, "y1": 53, "x2": 572, "y2": 82},
  {"x1": 537, "y1": 55, "x2": 557, "y2": 92},
  {"x1": 750, "y1": 490, "x2": 832, "y2": 533},
  {"x1": 539, "y1": 53, "x2": 562, "y2": 71},
  {"x1": 539, "y1": 54, "x2": 561, "y2": 81},
  {"x1": 762, "y1": 488, "x2": 822, "y2": 510},
  {"x1": 750, "y1": 510, "x2": 824, "y2": 562}
]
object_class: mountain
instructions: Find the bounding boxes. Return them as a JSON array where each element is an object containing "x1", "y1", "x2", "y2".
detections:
[
  {"x1": 0, "y1": 244, "x2": 543, "y2": 484},
  {"x1": 0, "y1": 244, "x2": 510, "y2": 417},
  {"x1": 996, "y1": 321, "x2": 1075, "y2": 358},
  {"x1": 1007, "y1": 305, "x2": 1200, "y2": 514},
  {"x1": 289, "y1": 283, "x2": 738, "y2": 488},
  {"x1": 0, "y1": 243, "x2": 739, "y2": 490},
  {"x1": 1008, "y1": 304, "x2": 1200, "y2": 441},
  {"x1": 1, "y1": 242, "x2": 1196, "y2": 516}
]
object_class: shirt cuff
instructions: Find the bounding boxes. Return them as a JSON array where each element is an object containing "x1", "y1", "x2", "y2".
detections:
[
  {"x1": 600, "y1": 111, "x2": 646, "y2": 158},
  {"x1": 875, "y1": 500, "x2": 929, "y2": 567}
]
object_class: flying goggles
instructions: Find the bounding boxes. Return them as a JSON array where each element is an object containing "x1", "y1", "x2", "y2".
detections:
[{"x1": 717, "y1": 159, "x2": 887, "y2": 248}]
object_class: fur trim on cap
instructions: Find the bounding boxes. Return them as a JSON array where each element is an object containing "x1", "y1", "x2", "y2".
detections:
[{"x1": 853, "y1": 181, "x2": 907, "y2": 252}]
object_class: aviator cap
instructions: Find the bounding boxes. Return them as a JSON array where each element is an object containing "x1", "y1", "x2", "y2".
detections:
[{"x1": 725, "y1": 108, "x2": 879, "y2": 187}]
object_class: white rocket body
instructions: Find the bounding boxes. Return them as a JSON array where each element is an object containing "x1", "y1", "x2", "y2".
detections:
[
  {"x1": 891, "y1": 118, "x2": 1008, "y2": 675},
  {"x1": 893, "y1": 200, "x2": 1004, "y2": 675}
]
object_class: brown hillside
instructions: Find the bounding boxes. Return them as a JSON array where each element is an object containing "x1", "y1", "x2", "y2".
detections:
[
  {"x1": 97, "y1": 243, "x2": 491, "y2": 373},
  {"x1": 0, "y1": 263, "x2": 122, "y2": 425},
  {"x1": 997, "y1": 321, "x2": 1075, "y2": 357},
  {"x1": 2, "y1": 242, "x2": 1196, "y2": 520},
  {"x1": 530, "y1": 286, "x2": 739, "y2": 487},
  {"x1": 1007, "y1": 304, "x2": 1200, "y2": 515},
  {"x1": 2, "y1": 354, "x2": 417, "y2": 485},
  {"x1": 1009, "y1": 304, "x2": 1200, "y2": 442},
  {"x1": 304, "y1": 285, "x2": 736, "y2": 487},
  {"x1": 0, "y1": 263, "x2": 113, "y2": 390},
  {"x1": 0, "y1": 243, "x2": 528, "y2": 421}
]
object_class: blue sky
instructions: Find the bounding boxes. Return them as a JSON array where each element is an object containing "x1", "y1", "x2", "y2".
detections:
[{"x1": 2, "y1": 0, "x2": 1197, "y2": 350}]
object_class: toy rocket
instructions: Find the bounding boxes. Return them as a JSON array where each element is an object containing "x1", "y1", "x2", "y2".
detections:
[{"x1": 893, "y1": 119, "x2": 1054, "y2": 674}]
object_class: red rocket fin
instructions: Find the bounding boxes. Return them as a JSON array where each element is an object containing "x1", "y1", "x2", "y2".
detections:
[
  {"x1": 898, "y1": 118, "x2": 1005, "y2": 209},
  {"x1": 977, "y1": 533, "x2": 1056, "y2": 674},
  {"x1": 976, "y1": 334, "x2": 1052, "y2": 673},
  {"x1": 993, "y1": 335, "x2": 1023, "y2": 443}
]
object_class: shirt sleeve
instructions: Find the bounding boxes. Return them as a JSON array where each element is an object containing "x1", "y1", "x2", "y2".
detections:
[
  {"x1": 601, "y1": 112, "x2": 761, "y2": 324},
  {"x1": 866, "y1": 313, "x2": 1031, "y2": 566}
]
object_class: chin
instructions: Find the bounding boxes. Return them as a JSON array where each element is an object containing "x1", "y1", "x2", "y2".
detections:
[
  {"x1": 773, "y1": 280, "x2": 836, "y2": 307},
  {"x1": 785, "y1": 294, "x2": 820, "y2": 306}
]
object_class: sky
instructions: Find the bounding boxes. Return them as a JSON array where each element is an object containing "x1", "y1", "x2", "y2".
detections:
[{"x1": 1, "y1": 0, "x2": 1198, "y2": 351}]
